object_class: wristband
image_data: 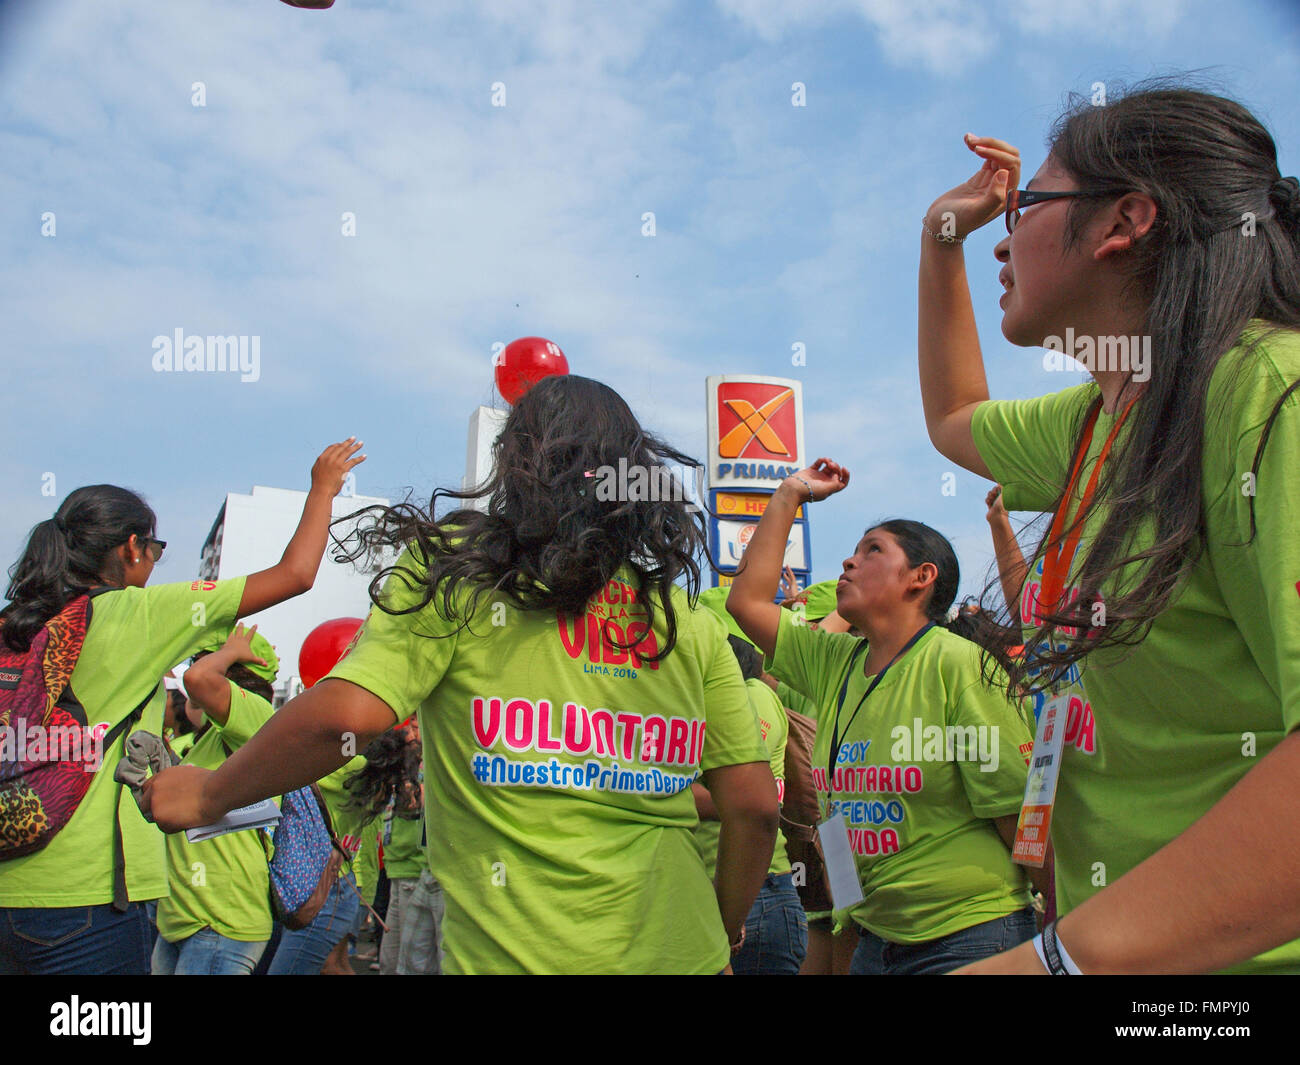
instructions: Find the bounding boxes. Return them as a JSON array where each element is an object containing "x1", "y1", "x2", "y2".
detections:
[
  {"x1": 1032, "y1": 921, "x2": 1083, "y2": 975},
  {"x1": 793, "y1": 476, "x2": 814, "y2": 503}
]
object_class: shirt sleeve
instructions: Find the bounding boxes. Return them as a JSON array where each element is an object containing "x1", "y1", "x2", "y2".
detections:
[
  {"x1": 326, "y1": 554, "x2": 457, "y2": 724},
  {"x1": 213, "y1": 681, "x2": 276, "y2": 748},
  {"x1": 970, "y1": 385, "x2": 1097, "y2": 512},
  {"x1": 698, "y1": 612, "x2": 769, "y2": 772},
  {"x1": 765, "y1": 608, "x2": 862, "y2": 723},
  {"x1": 136, "y1": 576, "x2": 247, "y2": 672},
  {"x1": 947, "y1": 669, "x2": 1034, "y2": 819},
  {"x1": 751, "y1": 682, "x2": 788, "y2": 798}
]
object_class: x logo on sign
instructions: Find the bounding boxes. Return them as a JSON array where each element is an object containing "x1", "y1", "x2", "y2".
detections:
[{"x1": 719, "y1": 389, "x2": 794, "y2": 457}]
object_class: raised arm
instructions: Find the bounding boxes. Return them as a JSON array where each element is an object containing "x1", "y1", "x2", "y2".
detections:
[
  {"x1": 236, "y1": 439, "x2": 366, "y2": 618},
  {"x1": 182, "y1": 623, "x2": 268, "y2": 727},
  {"x1": 142, "y1": 677, "x2": 396, "y2": 831},
  {"x1": 985, "y1": 485, "x2": 1029, "y2": 623},
  {"x1": 918, "y1": 135, "x2": 1022, "y2": 478},
  {"x1": 726, "y1": 460, "x2": 849, "y2": 659}
]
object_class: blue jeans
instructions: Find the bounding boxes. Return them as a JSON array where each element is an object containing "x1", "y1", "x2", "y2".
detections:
[
  {"x1": 732, "y1": 873, "x2": 808, "y2": 976},
  {"x1": 850, "y1": 907, "x2": 1037, "y2": 975},
  {"x1": 0, "y1": 902, "x2": 153, "y2": 975},
  {"x1": 151, "y1": 928, "x2": 267, "y2": 975},
  {"x1": 266, "y1": 871, "x2": 361, "y2": 975}
]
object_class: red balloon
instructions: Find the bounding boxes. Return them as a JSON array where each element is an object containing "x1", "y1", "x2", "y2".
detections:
[
  {"x1": 493, "y1": 336, "x2": 569, "y2": 405},
  {"x1": 298, "y1": 617, "x2": 363, "y2": 689}
]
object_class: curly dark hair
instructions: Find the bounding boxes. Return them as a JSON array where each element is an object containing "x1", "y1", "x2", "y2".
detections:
[
  {"x1": 344, "y1": 729, "x2": 421, "y2": 823},
  {"x1": 333, "y1": 374, "x2": 711, "y2": 661}
]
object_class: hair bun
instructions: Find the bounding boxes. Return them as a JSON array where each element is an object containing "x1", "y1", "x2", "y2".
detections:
[
  {"x1": 51, "y1": 514, "x2": 67, "y2": 533},
  {"x1": 1270, "y1": 176, "x2": 1300, "y2": 220}
]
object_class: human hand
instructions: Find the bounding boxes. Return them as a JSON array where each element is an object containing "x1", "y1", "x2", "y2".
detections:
[
  {"x1": 779, "y1": 566, "x2": 804, "y2": 605},
  {"x1": 783, "y1": 458, "x2": 849, "y2": 503},
  {"x1": 310, "y1": 438, "x2": 366, "y2": 497},
  {"x1": 140, "y1": 764, "x2": 221, "y2": 832},
  {"x1": 220, "y1": 623, "x2": 269, "y2": 669},
  {"x1": 985, "y1": 484, "x2": 1009, "y2": 523},
  {"x1": 924, "y1": 134, "x2": 1022, "y2": 241}
]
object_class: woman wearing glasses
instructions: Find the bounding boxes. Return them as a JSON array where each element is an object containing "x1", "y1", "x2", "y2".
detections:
[
  {"x1": 0, "y1": 439, "x2": 364, "y2": 974},
  {"x1": 918, "y1": 82, "x2": 1300, "y2": 973}
]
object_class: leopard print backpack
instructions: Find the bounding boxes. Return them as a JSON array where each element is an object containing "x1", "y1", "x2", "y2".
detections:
[{"x1": 0, "y1": 592, "x2": 148, "y2": 860}]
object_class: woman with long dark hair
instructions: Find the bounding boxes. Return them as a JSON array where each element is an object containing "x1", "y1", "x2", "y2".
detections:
[
  {"x1": 727, "y1": 464, "x2": 1040, "y2": 975},
  {"x1": 918, "y1": 80, "x2": 1300, "y2": 973},
  {"x1": 144, "y1": 375, "x2": 778, "y2": 974},
  {"x1": 0, "y1": 441, "x2": 363, "y2": 975}
]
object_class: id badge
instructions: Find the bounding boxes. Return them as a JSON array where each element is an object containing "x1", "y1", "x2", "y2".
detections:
[
  {"x1": 816, "y1": 811, "x2": 865, "y2": 910},
  {"x1": 1012, "y1": 692, "x2": 1069, "y2": 868}
]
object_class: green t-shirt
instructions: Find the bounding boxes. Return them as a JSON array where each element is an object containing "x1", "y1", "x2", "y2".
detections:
[
  {"x1": 767, "y1": 610, "x2": 1034, "y2": 944},
  {"x1": 384, "y1": 809, "x2": 425, "y2": 881},
  {"x1": 354, "y1": 814, "x2": 381, "y2": 906},
  {"x1": 169, "y1": 732, "x2": 197, "y2": 760},
  {"x1": 971, "y1": 325, "x2": 1300, "y2": 973},
  {"x1": 328, "y1": 556, "x2": 768, "y2": 975},
  {"x1": 693, "y1": 678, "x2": 792, "y2": 880},
  {"x1": 776, "y1": 680, "x2": 818, "y2": 723},
  {"x1": 156, "y1": 681, "x2": 277, "y2": 943},
  {"x1": 0, "y1": 577, "x2": 246, "y2": 907}
]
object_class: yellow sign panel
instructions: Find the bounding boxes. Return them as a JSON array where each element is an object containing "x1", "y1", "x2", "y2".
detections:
[{"x1": 715, "y1": 492, "x2": 803, "y2": 519}]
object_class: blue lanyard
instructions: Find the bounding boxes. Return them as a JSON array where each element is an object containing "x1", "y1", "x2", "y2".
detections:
[{"x1": 825, "y1": 622, "x2": 934, "y2": 799}]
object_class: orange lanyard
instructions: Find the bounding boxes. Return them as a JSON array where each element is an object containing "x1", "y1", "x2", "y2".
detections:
[{"x1": 1036, "y1": 398, "x2": 1134, "y2": 621}]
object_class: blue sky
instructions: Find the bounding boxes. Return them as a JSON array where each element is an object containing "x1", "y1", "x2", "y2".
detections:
[{"x1": 2, "y1": 0, "x2": 1298, "y2": 608}]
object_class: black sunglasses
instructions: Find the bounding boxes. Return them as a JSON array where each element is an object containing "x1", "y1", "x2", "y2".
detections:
[
  {"x1": 138, "y1": 536, "x2": 167, "y2": 562},
  {"x1": 1005, "y1": 188, "x2": 1119, "y2": 234}
]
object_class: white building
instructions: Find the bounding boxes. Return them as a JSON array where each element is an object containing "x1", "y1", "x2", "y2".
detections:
[{"x1": 197, "y1": 485, "x2": 394, "y2": 702}]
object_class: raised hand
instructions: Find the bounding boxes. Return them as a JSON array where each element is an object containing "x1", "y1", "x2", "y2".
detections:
[
  {"x1": 310, "y1": 437, "x2": 366, "y2": 497},
  {"x1": 924, "y1": 134, "x2": 1022, "y2": 241},
  {"x1": 784, "y1": 458, "x2": 850, "y2": 503},
  {"x1": 985, "y1": 484, "x2": 1009, "y2": 524},
  {"x1": 221, "y1": 623, "x2": 269, "y2": 669}
]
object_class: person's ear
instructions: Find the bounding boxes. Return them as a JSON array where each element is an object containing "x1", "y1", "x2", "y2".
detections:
[
  {"x1": 913, "y1": 561, "x2": 939, "y2": 596},
  {"x1": 128, "y1": 534, "x2": 144, "y2": 565},
  {"x1": 1094, "y1": 192, "x2": 1158, "y2": 260}
]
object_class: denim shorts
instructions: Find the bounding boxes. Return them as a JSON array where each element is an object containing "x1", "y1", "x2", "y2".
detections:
[{"x1": 850, "y1": 907, "x2": 1037, "y2": 975}]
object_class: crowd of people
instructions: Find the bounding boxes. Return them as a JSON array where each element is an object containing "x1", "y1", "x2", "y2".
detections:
[{"x1": 1, "y1": 81, "x2": 1297, "y2": 975}]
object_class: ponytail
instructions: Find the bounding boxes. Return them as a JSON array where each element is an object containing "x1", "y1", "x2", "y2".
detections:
[{"x1": 2, "y1": 485, "x2": 156, "y2": 653}]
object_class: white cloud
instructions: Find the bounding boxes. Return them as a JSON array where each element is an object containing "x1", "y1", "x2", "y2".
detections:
[{"x1": 716, "y1": 0, "x2": 996, "y2": 74}]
